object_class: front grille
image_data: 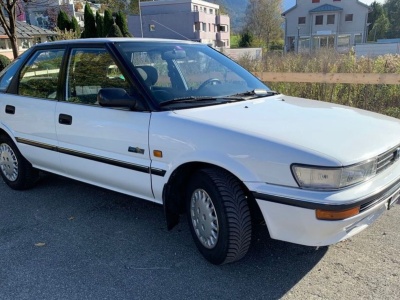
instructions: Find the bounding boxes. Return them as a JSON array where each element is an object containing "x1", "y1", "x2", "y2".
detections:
[{"x1": 377, "y1": 145, "x2": 400, "y2": 174}]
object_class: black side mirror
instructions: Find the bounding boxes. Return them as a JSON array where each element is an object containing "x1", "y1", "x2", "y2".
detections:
[{"x1": 98, "y1": 88, "x2": 137, "y2": 109}]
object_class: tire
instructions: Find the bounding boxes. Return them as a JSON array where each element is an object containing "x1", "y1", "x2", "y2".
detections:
[
  {"x1": 0, "y1": 135, "x2": 39, "y2": 190},
  {"x1": 186, "y1": 168, "x2": 252, "y2": 265}
]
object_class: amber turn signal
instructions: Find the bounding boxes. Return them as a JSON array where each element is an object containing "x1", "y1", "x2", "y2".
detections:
[
  {"x1": 316, "y1": 206, "x2": 360, "y2": 220},
  {"x1": 153, "y1": 150, "x2": 163, "y2": 158}
]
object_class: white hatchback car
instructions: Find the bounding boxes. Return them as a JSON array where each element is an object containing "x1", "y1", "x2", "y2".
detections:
[{"x1": 0, "y1": 38, "x2": 399, "y2": 264}]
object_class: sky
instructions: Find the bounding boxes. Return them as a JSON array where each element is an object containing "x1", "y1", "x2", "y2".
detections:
[{"x1": 284, "y1": 0, "x2": 385, "y2": 9}]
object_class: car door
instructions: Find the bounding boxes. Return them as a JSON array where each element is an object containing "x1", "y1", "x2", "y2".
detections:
[
  {"x1": 0, "y1": 48, "x2": 65, "y2": 172},
  {"x1": 55, "y1": 46, "x2": 154, "y2": 200}
]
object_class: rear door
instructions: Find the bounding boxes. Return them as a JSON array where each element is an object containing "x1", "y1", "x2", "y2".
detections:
[
  {"x1": 55, "y1": 46, "x2": 154, "y2": 200},
  {"x1": 0, "y1": 48, "x2": 65, "y2": 172}
]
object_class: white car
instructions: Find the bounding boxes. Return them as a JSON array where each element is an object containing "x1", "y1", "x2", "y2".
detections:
[{"x1": 0, "y1": 38, "x2": 399, "y2": 264}]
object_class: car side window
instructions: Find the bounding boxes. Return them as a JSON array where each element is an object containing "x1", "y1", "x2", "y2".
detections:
[
  {"x1": 66, "y1": 48, "x2": 130, "y2": 105},
  {"x1": 18, "y1": 49, "x2": 64, "y2": 99}
]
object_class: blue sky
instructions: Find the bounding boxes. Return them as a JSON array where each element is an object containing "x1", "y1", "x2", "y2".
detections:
[{"x1": 284, "y1": 0, "x2": 385, "y2": 10}]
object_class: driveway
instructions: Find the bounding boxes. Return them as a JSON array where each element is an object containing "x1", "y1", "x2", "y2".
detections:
[{"x1": 0, "y1": 174, "x2": 399, "y2": 300}]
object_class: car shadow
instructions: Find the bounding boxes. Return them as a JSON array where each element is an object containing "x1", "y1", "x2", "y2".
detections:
[{"x1": 1, "y1": 174, "x2": 328, "y2": 300}]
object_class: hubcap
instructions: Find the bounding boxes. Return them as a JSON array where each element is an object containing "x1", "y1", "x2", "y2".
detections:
[
  {"x1": 0, "y1": 143, "x2": 19, "y2": 182},
  {"x1": 190, "y1": 189, "x2": 219, "y2": 249}
]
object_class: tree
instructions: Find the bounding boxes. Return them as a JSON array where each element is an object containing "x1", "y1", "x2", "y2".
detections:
[
  {"x1": 384, "y1": 0, "x2": 400, "y2": 38},
  {"x1": 82, "y1": 2, "x2": 97, "y2": 38},
  {"x1": 103, "y1": 9, "x2": 114, "y2": 37},
  {"x1": 71, "y1": 16, "x2": 81, "y2": 37},
  {"x1": 243, "y1": 0, "x2": 283, "y2": 49},
  {"x1": 369, "y1": 14, "x2": 389, "y2": 41},
  {"x1": 0, "y1": 0, "x2": 28, "y2": 58},
  {"x1": 107, "y1": 23, "x2": 123, "y2": 37},
  {"x1": 115, "y1": 11, "x2": 132, "y2": 37},
  {"x1": 57, "y1": 10, "x2": 71, "y2": 31},
  {"x1": 96, "y1": 11, "x2": 104, "y2": 37},
  {"x1": 238, "y1": 31, "x2": 254, "y2": 48}
]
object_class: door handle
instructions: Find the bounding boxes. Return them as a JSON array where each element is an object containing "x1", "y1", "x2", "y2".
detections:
[
  {"x1": 59, "y1": 114, "x2": 72, "y2": 125},
  {"x1": 5, "y1": 105, "x2": 15, "y2": 114}
]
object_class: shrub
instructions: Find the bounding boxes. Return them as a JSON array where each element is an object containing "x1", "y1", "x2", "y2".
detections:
[{"x1": 0, "y1": 55, "x2": 11, "y2": 72}]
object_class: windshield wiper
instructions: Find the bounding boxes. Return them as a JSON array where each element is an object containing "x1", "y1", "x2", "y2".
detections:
[
  {"x1": 228, "y1": 89, "x2": 279, "y2": 99},
  {"x1": 159, "y1": 96, "x2": 219, "y2": 106}
]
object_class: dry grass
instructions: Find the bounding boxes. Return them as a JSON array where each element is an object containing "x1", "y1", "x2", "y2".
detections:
[{"x1": 237, "y1": 50, "x2": 400, "y2": 118}]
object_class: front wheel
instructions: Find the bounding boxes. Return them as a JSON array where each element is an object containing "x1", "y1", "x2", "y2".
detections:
[
  {"x1": 0, "y1": 135, "x2": 39, "y2": 190},
  {"x1": 186, "y1": 168, "x2": 252, "y2": 265}
]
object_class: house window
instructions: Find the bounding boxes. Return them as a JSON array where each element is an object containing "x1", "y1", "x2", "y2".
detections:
[
  {"x1": 345, "y1": 14, "x2": 353, "y2": 22},
  {"x1": 312, "y1": 0, "x2": 320, "y2": 3},
  {"x1": 0, "y1": 39, "x2": 7, "y2": 50},
  {"x1": 202, "y1": 22, "x2": 207, "y2": 32},
  {"x1": 194, "y1": 22, "x2": 200, "y2": 31},
  {"x1": 298, "y1": 17, "x2": 306, "y2": 25},
  {"x1": 354, "y1": 34, "x2": 362, "y2": 44},
  {"x1": 193, "y1": 5, "x2": 198, "y2": 12},
  {"x1": 209, "y1": 9, "x2": 213, "y2": 14},
  {"x1": 315, "y1": 15, "x2": 323, "y2": 25},
  {"x1": 327, "y1": 15, "x2": 335, "y2": 25},
  {"x1": 149, "y1": 24, "x2": 155, "y2": 31}
]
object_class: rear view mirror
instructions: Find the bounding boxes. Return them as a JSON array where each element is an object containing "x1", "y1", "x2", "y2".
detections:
[{"x1": 162, "y1": 49, "x2": 186, "y2": 60}]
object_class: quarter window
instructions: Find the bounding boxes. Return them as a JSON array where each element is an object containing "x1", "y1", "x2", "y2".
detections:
[{"x1": 18, "y1": 49, "x2": 64, "y2": 99}]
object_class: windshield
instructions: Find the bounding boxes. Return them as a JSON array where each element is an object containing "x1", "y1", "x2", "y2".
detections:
[{"x1": 115, "y1": 42, "x2": 270, "y2": 107}]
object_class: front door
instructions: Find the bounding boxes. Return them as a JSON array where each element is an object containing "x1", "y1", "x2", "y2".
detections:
[{"x1": 55, "y1": 47, "x2": 153, "y2": 200}]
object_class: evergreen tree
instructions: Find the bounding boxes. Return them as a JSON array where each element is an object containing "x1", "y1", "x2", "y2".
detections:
[
  {"x1": 107, "y1": 23, "x2": 123, "y2": 37},
  {"x1": 57, "y1": 10, "x2": 71, "y2": 31},
  {"x1": 104, "y1": 9, "x2": 114, "y2": 37},
  {"x1": 96, "y1": 11, "x2": 105, "y2": 37},
  {"x1": 238, "y1": 31, "x2": 254, "y2": 48},
  {"x1": 71, "y1": 16, "x2": 81, "y2": 37},
  {"x1": 82, "y1": 3, "x2": 97, "y2": 38},
  {"x1": 115, "y1": 11, "x2": 132, "y2": 37},
  {"x1": 384, "y1": 0, "x2": 400, "y2": 38}
]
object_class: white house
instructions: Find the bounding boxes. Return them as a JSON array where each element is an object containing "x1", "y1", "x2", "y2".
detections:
[
  {"x1": 282, "y1": 0, "x2": 371, "y2": 53},
  {"x1": 128, "y1": 0, "x2": 230, "y2": 48}
]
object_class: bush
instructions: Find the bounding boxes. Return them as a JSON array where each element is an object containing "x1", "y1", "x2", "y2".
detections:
[{"x1": 0, "y1": 54, "x2": 11, "y2": 72}]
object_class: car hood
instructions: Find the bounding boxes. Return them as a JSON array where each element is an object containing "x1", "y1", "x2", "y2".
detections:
[{"x1": 174, "y1": 95, "x2": 400, "y2": 165}]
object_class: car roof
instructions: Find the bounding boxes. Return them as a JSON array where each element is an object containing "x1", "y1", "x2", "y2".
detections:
[{"x1": 34, "y1": 38, "x2": 201, "y2": 47}]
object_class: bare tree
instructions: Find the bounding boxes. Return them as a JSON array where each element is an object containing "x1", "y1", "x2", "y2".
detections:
[
  {"x1": 244, "y1": 0, "x2": 283, "y2": 49},
  {"x1": 0, "y1": 0, "x2": 52, "y2": 58}
]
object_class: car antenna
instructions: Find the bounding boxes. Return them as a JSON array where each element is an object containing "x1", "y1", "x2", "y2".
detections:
[{"x1": 150, "y1": 20, "x2": 192, "y2": 41}]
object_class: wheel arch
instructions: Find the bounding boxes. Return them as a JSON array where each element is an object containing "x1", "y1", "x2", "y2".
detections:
[{"x1": 162, "y1": 161, "x2": 263, "y2": 230}]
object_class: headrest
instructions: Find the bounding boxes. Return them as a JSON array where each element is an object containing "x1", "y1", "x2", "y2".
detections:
[{"x1": 136, "y1": 65, "x2": 158, "y2": 86}]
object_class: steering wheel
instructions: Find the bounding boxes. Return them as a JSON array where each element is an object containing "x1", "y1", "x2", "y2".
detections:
[{"x1": 197, "y1": 78, "x2": 222, "y2": 91}]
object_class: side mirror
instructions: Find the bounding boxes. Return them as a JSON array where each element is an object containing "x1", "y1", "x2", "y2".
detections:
[{"x1": 98, "y1": 88, "x2": 137, "y2": 109}]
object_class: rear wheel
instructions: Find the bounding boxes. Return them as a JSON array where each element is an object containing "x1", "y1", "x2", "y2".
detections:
[
  {"x1": 186, "y1": 168, "x2": 252, "y2": 265},
  {"x1": 0, "y1": 135, "x2": 39, "y2": 190}
]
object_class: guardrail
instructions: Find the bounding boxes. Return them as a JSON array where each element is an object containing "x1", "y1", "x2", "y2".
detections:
[{"x1": 253, "y1": 72, "x2": 400, "y2": 85}]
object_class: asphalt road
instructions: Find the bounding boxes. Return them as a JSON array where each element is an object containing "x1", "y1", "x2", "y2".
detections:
[{"x1": 0, "y1": 173, "x2": 399, "y2": 300}]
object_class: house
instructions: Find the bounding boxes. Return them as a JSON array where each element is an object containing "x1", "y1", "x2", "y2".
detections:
[
  {"x1": 23, "y1": 0, "x2": 75, "y2": 30},
  {"x1": 282, "y1": 0, "x2": 371, "y2": 53},
  {"x1": 128, "y1": 0, "x2": 230, "y2": 48},
  {"x1": 0, "y1": 20, "x2": 57, "y2": 59}
]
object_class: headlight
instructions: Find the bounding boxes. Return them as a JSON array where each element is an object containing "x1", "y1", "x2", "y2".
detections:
[{"x1": 292, "y1": 159, "x2": 377, "y2": 190}]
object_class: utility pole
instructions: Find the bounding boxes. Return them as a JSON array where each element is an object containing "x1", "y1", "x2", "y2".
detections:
[{"x1": 139, "y1": 0, "x2": 143, "y2": 37}]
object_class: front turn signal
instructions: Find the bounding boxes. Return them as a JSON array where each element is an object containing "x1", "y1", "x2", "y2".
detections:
[{"x1": 316, "y1": 206, "x2": 360, "y2": 220}]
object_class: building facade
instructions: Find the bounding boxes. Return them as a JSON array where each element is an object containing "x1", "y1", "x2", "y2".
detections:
[
  {"x1": 128, "y1": 0, "x2": 230, "y2": 48},
  {"x1": 282, "y1": 0, "x2": 371, "y2": 53}
]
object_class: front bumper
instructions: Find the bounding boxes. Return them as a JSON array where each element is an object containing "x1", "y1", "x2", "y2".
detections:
[{"x1": 247, "y1": 164, "x2": 400, "y2": 246}]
